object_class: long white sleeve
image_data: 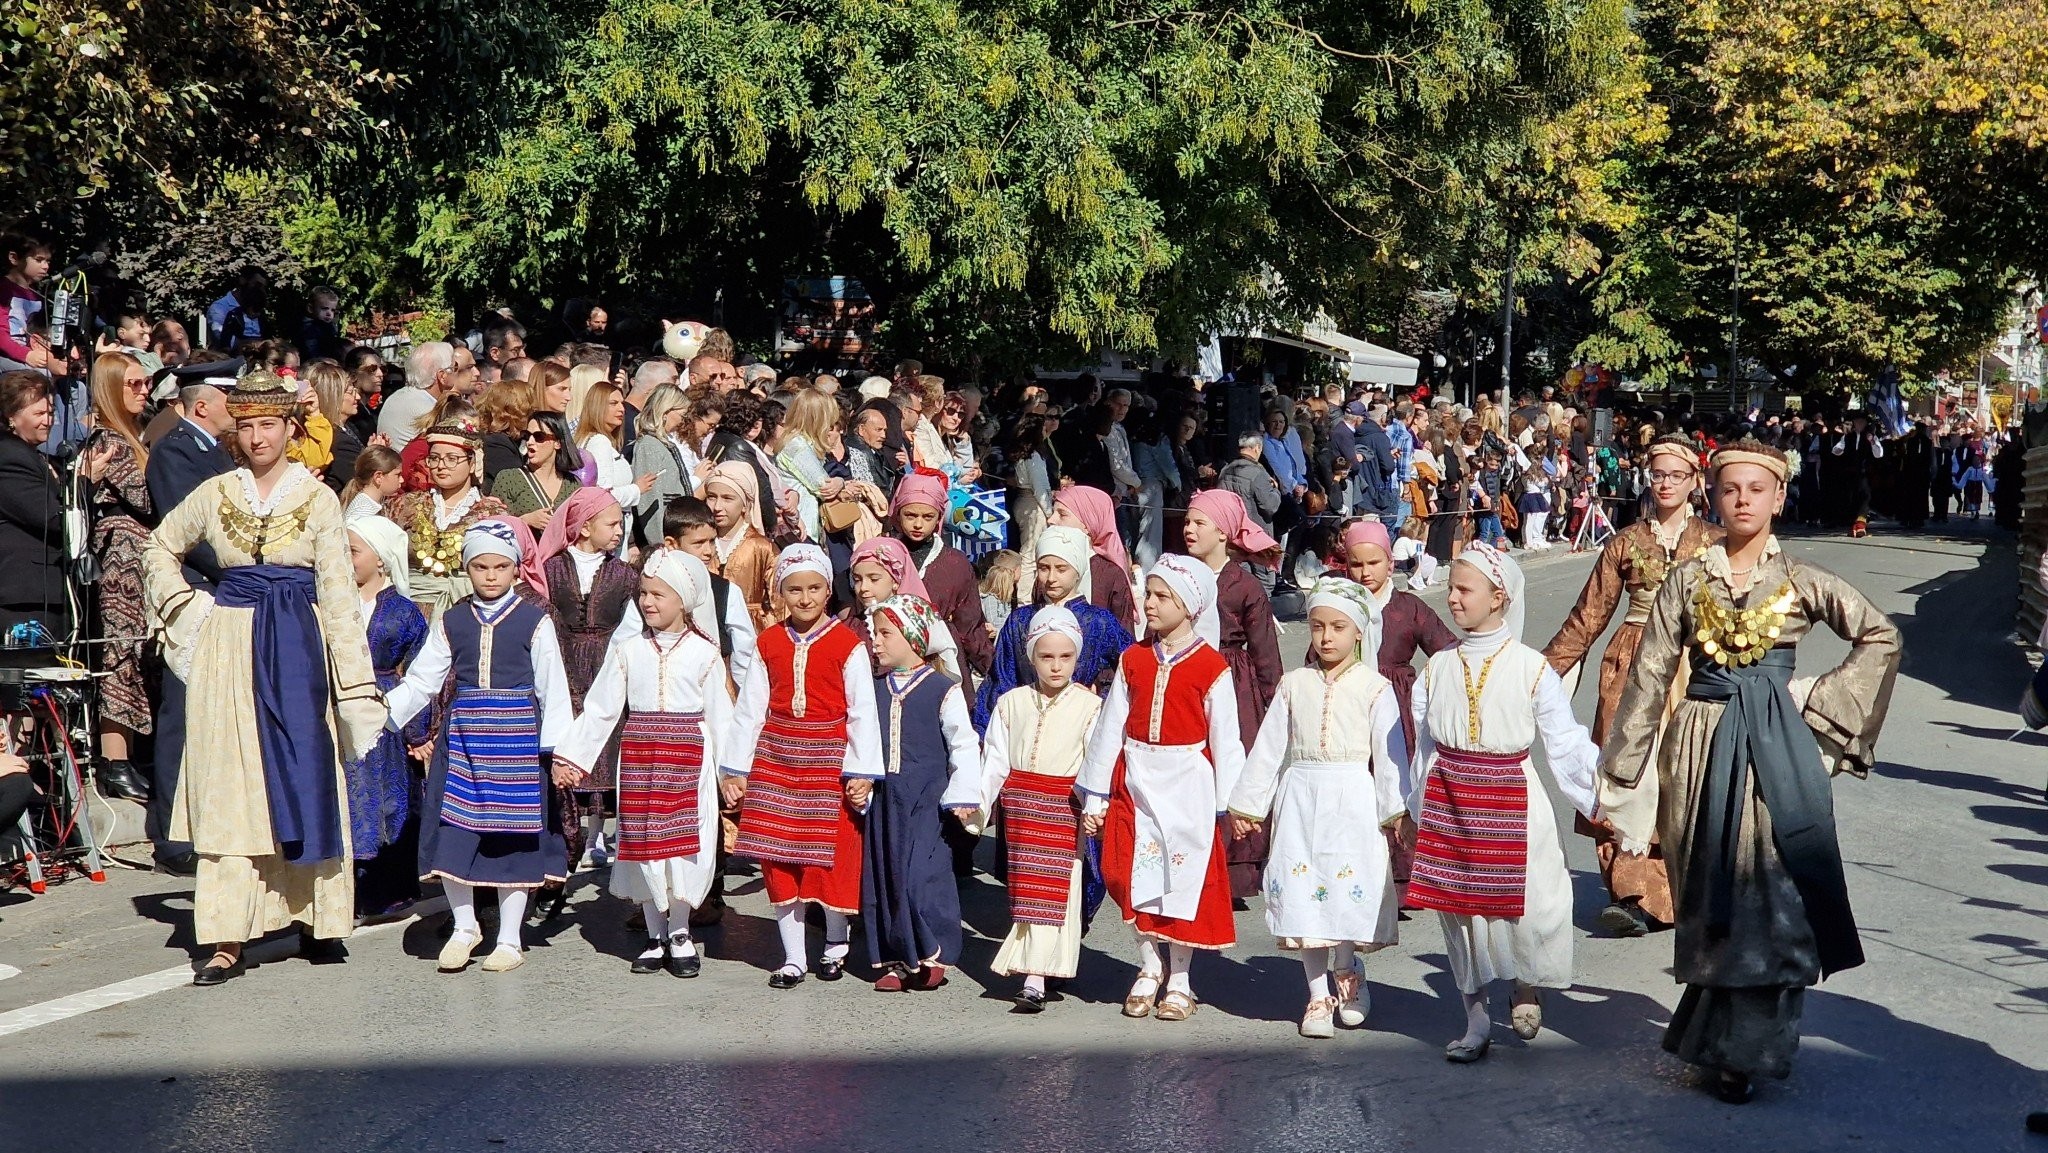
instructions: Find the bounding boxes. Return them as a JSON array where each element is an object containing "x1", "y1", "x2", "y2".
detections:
[
  {"x1": 1369, "y1": 686, "x2": 1410, "y2": 827},
  {"x1": 840, "y1": 647, "x2": 885, "y2": 779},
  {"x1": 1205, "y1": 670, "x2": 1244, "y2": 814},
  {"x1": 1533, "y1": 664, "x2": 1599, "y2": 818},
  {"x1": 720, "y1": 642, "x2": 770, "y2": 776},
  {"x1": 1406, "y1": 676, "x2": 1437, "y2": 820},
  {"x1": 1226, "y1": 688, "x2": 1292, "y2": 820},
  {"x1": 584, "y1": 435, "x2": 641, "y2": 508},
  {"x1": 612, "y1": 599, "x2": 644, "y2": 645},
  {"x1": 557, "y1": 643, "x2": 628, "y2": 772},
  {"x1": 937, "y1": 683, "x2": 982, "y2": 800},
  {"x1": 700, "y1": 652, "x2": 734, "y2": 780},
  {"x1": 1868, "y1": 438, "x2": 1884, "y2": 459},
  {"x1": 532, "y1": 617, "x2": 574, "y2": 749},
  {"x1": 956, "y1": 704, "x2": 1014, "y2": 815},
  {"x1": 385, "y1": 616, "x2": 451, "y2": 730},
  {"x1": 722, "y1": 583, "x2": 758, "y2": 694},
  {"x1": 1077, "y1": 667, "x2": 1132, "y2": 813}
]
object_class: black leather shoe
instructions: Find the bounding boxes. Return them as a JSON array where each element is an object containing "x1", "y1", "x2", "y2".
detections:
[
  {"x1": 1714, "y1": 1071, "x2": 1755, "y2": 1105},
  {"x1": 97, "y1": 760, "x2": 151, "y2": 803},
  {"x1": 192, "y1": 958, "x2": 244, "y2": 987},
  {"x1": 630, "y1": 941, "x2": 666, "y2": 975},
  {"x1": 815, "y1": 954, "x2": 846, "y2": 982},
  {"x1": 153, "y1": 851, "x2": 199, "y2": 877},
  {"x1": 667, "y1": 949, "x2": 701, "y2": 979},
  {"x1": 1012, "y1": 987, "x2": 1047, "y2": 1013},
  {"x1": 537, "y1": 885, "x2": 571, "y2": 922},
  {"x1": 768, "y1": 966, "x2": 805, "y2": 990},
  {"x1": 298, "y1": 932, "x2": 348, "y2": 965}
]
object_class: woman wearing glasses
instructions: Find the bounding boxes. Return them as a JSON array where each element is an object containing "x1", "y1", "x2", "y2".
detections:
[
  {"x1": 384, "y1": 415, "x2": 507, "y2": 621},
  {"x1": 491, "y1": 411, "x2": 583, "y2": 533},
  {"x1": 87, "y1": 352, "x2": 158, "y2": 802},
  {"x1": 1539, "y1": 434, "x2": 1722, "y2": 939}
]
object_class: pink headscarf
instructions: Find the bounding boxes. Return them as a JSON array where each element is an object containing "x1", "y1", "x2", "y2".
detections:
[
  {"x1": 889, "y1": 469, "x2": 950, "y2": 518},
  {"x1": 536, "y1": 487, "x2": 619, "y2": 565},
  {"x1": 849, "y1": 536, "x2": 931, "y2": 601},
  {"x1": 1189, "y1": 488, "x2": 1280, "y2": 562},
  {"x1": 1341, "y1": 518, "x2": 1392, "y2": 558},
  {"x1": 473, "y1": 516, "x2": 550, "y2": 601},
  {"x1": 704, "y1": 461, "x2": 764, "y2": 535},
  {"x1": 1053, "y1": 486, "x2": 1129, "y2": 573}
]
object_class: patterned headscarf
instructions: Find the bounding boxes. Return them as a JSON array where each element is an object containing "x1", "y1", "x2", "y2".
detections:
[
  {"x1": 1306, "y1": 576, "x2": 1382, "y2": 667},
  {"x1": 773, "y1": 542, "x2": 833, "y2": 588},
  {"x1": 869, "y1": 593, "x2": 960, "y2": 679},
  {"x1": 1054, "y1": 486, "x2": 1130, "y2": 574},
  {"x1": 1456, "y1": 541, "x2": 1525, "y2": 642},
  {"x1": 462, "y1": 516, "x2": 550, "y2": 600},
  {"x1": 1148, "y1": 553, "x2": 1220, "y2": 647},
  {"x1": 850, "y1": 535, "x2": 931, "y2": 601}
]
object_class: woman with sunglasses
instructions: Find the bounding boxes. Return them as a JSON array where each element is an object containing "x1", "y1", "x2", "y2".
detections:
[
  {"x1": 491, "y1": 411, "x2": 584, "y2": 533},
  {"x1": 86, "y1": 352, "x2": 158, "y2": 803}
]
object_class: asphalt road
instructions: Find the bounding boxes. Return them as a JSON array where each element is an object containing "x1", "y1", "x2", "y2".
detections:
[{"x1": 1, "y1": 526, "x2": 2043, "y2": 1153}]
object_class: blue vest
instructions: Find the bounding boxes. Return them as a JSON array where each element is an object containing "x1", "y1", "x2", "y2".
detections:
[{"x1": 444, "y1": 597, "x2": 546, "y2": 692}]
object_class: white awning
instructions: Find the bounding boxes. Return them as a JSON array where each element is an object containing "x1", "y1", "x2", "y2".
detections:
[{"x1": 1238, "y1": 322, "x2": 1419, "y2": 387}]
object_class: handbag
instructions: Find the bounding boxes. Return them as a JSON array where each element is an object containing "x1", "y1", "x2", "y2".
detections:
[{"x1": 821, "y1": 497, "x2": 864, "y2": 534}]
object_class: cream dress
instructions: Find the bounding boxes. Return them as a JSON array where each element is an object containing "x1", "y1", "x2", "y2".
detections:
[{"x1": 143, "y1": 466, "x2": 386, "y2": 942}]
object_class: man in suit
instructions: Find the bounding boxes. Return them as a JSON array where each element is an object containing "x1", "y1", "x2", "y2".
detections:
[{"x1": 140, "y1": 381, "x2": 235, "y2": 875}]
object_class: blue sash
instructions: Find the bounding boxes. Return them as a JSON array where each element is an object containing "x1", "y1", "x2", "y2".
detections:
[{"x1": 214, "y1": 565, "x2": 342, "y2": 863}]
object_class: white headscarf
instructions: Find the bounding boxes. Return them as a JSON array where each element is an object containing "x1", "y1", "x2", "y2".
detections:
[
  {"x1": 643, "y1": 547, "x2": 714, "y2": 638},
  {"x1": 1456, "y1": 542, "x2": 1526, "y2": 643},
  {"x1": 773, "y1": 542, "x2": 833, "y2": 588},
  {"x1": 1148, "y1": 553, "x2": 1220, "y2": 647},
  {"x1": 1306, "y1": 576, "x2": 1382, "y2": 669},
  {"x1": 1035, "y1": 525, "x2": 1093, "y2": 602},
  {"x1": 348, "y1": 514, "x2": 412, "y2": 601},
  {"x1": 1025, "y1": 604, "x2": 1084, "y2": 657}
]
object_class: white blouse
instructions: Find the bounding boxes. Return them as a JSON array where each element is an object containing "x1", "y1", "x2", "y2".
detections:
[
  {"x1": 580, "y1": 434, "x2": 640, "y2": 510},
  {"x1": 943, "y1": 683, "x2": 1100, "y2": 816},
  {"x1": 1408, "y1": 626, "x2": 1599, "y2": 818},
  {"x1": 718, "y1": 630, "x2": 884, "y2": 781},
  {"x1": 385, "y1": 592, "x2": 575, "y2": 749},
  {"x1": 554, "y1": 630, "x2": 733, "y2": 774},
  {"x1": 1230, "y1": 664, "x2": 1410, "y2": 819}
]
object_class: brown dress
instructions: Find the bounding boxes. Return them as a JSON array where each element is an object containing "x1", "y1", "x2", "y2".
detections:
[
  {"x1": 543, "y1": 550, "x2": 639, "y2": 791},
  {"x1": 1541, "y1": 512, "x2": 1722, "y2": 924},
  {"x1": 713, "y1": 527, "x2": 780, "y2": 632},
  {"x1": 90, "y1": 441, "x2": 155, "y2": 734}
]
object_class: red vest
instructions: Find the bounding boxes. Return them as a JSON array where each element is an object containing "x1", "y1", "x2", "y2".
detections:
[
  {"x1": 1119, "y1": 641, "x2": 1229, "y2": 745},
  {"x1": 759, "y1": 620, "x2": 862, "y2": 723}
]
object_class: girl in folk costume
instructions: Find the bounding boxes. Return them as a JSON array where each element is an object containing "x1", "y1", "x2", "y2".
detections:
[
  {"x1": 554, "y1": 549, "x2": 732, "y2": 978},
  {"x1": 535, "y1": 487, "x2": 642, "y2": 891},
  {"x1": 1078, "y1": 555, "x2": 1245, "y2": 1022},
  {"x1": 344, "y1": 515, "x2": 432, "y2": 920},
  {"x1": 1408, "y1": 543, "x2": 1600, "y2": 1062},
  {"x1": 383, "y1": 415, "x2": 508, "y2": 622},
  {"x1": 1049, "y1": 485, "x2": 1137, "y2": 630},
  {"x1": 1228, "y1": 578, "x2": 1409, "y2": 1039},
  {"x1": 844, "y1": 536, "x2": 962, "y2": 678},
  {"x1": 386, "y1": 519, "x2": 574, "y2": 974},
  {"x1": 857, "y1": 595, "x2": 982, "y2": 990},
  {"x1": 1341, "y1": 519, "x2": 1457, "y2": 755},
  {"x1": 1540, "y1": 434, "x2": 1723, "y2": 939},
  {"x1": 891, "y1": 469, "x2": 993, "y2": 677},
  {"x1": 1181, "y1": 488, "x2": 1283, "y2": 898},
  {"x1": 973, "y1": 525, "x2": 1132, "y2": 732},
  {"x1": 703, "y1": 460, "x2": 779, "y2": 631},
  {"x1": 943, "y1": 605, "x2": 1101, "y2": 1012},
  {"x1": 142, "y1": 370, "x2": 388, "y2": 987},
  {"x1": 720, "y1": 544, "x2": 884, "y2": 988},
  {"x1": 1603, "y1": 440, "x2": 1899, "y2": 1104}
]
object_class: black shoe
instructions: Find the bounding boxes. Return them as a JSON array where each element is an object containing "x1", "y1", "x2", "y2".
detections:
[
  {"x1": 1012, "y1": 987, "x2": 1047, "y2": 1013},
  {"x1": 192, "y1": 957, "x2": 244, "y2": 987},
  {"x1": 298, "y1": 932, "x2": 348, "y2": 965},
  {"x1": 153, "y1": 851, "x2": 199, "y2": 877},
  {"x1": 96, "y1": 759, "x2": 151, "y2": 803},
  {"x1": 1713, "y1": 1070, "x2": 1755, "y2": 1105},
  {"x1": 667, "y1": 947, "x2": 701, "y2": 979},
  {"x1": 1598, "y1": 902, "x2": 1650, "y2": 939},
  {"x1": 768, "y1": 966, "x2": 806, "y2": 990},
  {"x1": 537, "y1": 885, "x2": 570, "y2": 922},
  {"x1": 2026, "y1": 1112, "x2": 2048, "y2": 1135},
  {"x1": 631, "y1": 941, "x2": 667, "y2": 974},
  {"x1": 815, "y1": 954, "x2": 846, "y2": 982}
]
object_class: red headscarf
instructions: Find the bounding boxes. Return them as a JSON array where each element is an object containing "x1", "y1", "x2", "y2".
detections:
[
  {"x1": 1053, "y1": 485, "x2": 1129, "y2": 573},
  {"x1": 1189, "y1": 488, "x2": 1280, "y2": 563},
  {"x1": 889, "y1": 468, "x2": 950, "y2": 518},
  {"x1": 472, "y1": 516, "x2": 551, "y2": 601},
  {"x1": 849, "y1": 536, "x2": 931, "y2": 601},
  {"x1": 536, "y1": 487, "x2": 620, "y2": 565}
]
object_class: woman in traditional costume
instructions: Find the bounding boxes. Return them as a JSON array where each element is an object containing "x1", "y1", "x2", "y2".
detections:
[
  {"x1": 384, "y1": 414, "x2": 508, "y2": 621},
  {"x1": 1540, "y1": 434, "x2": 1723, "y2": 938},
  {"x1": 556, "y1": 548, "x2": 731, "y2": 977},
  {"x1": 944, "y1": 605, "x2": 1102, "y2": 1011},
  {"x1": 1079, "y1": 554, "x2": 1243, "y2": 1022},
  {"x1": 1408, "y1": 543, "x2": 1599, "y2": 1062},
  {"x1": 1229, "y1": 578, "x2": 1408, "y2": 1039},
  {"x1": 720, "y1": 544, "x2": 883, "y2": 988},
  {"x1": 142, "y1": 369, "x2": 388, "y2": 987},
  {"x1": 1603, "y1": 439, "x2": 1900, "y2": 1103}
]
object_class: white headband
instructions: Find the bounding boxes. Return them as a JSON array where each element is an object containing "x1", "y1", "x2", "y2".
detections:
[{"x1": 1026, "y1": 604, "x2": 1084, "y2": 657}]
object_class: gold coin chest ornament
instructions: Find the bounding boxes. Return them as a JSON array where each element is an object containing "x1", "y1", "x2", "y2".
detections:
[{"x1": 1691, "y1": 579, "x2": 1793, "y2": 668}]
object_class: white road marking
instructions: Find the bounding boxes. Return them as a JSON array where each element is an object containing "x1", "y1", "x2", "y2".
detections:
[{"x1": 0, "y1": 897, "x2": 447, "y2": 1041}]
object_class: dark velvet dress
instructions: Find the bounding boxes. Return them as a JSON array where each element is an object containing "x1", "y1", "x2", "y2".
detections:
[
  {"x1": 861, "y1": 668, "x2": 966, "y2": 970},
  {"x1": 1377, "y1": 590, "x2": 1459, "y2": 754},
  {"x1": 909, "y1": 538, "x2": 993, "y2": 677},
  {"x1": 1215, "y1": 560, "x2": 1283, "y2": 899},
  {"x1": 543, "y1": 550, "x2": 639, "y2": 792}
]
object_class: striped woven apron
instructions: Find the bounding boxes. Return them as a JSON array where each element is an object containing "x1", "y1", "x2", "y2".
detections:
[
  {"x1": 1000, "y1": 769, "x2": 1081, "y2": 926},
  {"x1": 615, "y1": 710, "x2": 705, "y2": 862},
  {"x1": 732, "y1": 714, "x2": 849, "y2": 868},
  {"x1": 1407, "y1": 745, "x2": 1529, "y2": 918},
  {"x1": 441, "y1": 687, "x2": 545, "y2": 834}
]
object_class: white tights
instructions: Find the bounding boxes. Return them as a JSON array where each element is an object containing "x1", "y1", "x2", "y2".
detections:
[
  {"x1": 1133, "y1": 933, "x2": 1195, "y2": 995},
  {"x1": 638, "y1": 901, "x2": 696, "y2": 957},
  {"x1": 1300, "y1": 943, "x2": 1359, "y2": 998},
  {"x1": 445, "y1": 881, "x2": 527, "y2": 952},
  {"x1": 774, "y1": 904, "x2": 849, "y2": 972}
]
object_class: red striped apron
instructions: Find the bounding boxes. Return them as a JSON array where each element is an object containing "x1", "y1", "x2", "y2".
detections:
[
  {"x1": 732, "y1": 714, "x2": 851, "y2": 868},
  {"x1": 1000, "y1": 770, "x2": 1081, "y2": 926},
  {"x1": 615, "y1": 710, "x2": 704, "y2": 862},
  {"x1": 1407, "y1": 745, "x2": 1529, "y2": 918}
]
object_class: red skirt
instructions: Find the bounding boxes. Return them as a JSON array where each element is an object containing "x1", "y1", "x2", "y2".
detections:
[
  {"x1": 1100, "y1": 762, "x2": 1236, "y2": 949},
  {"x1": 615, "y1": 710, "x2": 704, "y2": 862},
  {"x1": 733, "y1": 715, "x2": 863, "y2": 913}
]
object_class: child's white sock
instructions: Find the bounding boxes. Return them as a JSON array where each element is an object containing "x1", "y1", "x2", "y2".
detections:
[
  {"x1": 641, "y1": 901, "x2": 670, "y2": 941},
  {"x1": 775, "y1": 904, "x2": 807, "y2": 971},
  {"x1": 1165, "y1": 944, "x2": 1194, "y2": 996},
  {"x1": 1022, "y1": 974, "x2": 1046, "y2": 996},
  {"x1": 821, "y1": 910, "x2": 851, "y2": 960},
  {"x1": 1301, "y1": 949, "x2": 1331, "y2": 1000},
  {"x1": 445, "y1": 881, "x2": 480, "y2": 937},
  {"x1": 495, "y1": 890, "x2": 528, "y2": 951}
]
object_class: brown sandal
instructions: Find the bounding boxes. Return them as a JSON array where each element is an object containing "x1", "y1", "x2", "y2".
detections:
[{"x1": 1154, "y1": 990, "x2": 1197, "y2": 1022}]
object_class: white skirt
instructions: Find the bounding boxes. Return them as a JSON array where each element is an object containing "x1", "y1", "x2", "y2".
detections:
[{"x1": 1263, "y1": 761, "x2": 1399, "y2": 950}]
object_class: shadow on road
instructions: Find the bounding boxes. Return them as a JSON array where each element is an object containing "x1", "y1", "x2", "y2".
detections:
[{"x1": 1887, "y1": 546, "x2": 2031, "y2": 712}]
